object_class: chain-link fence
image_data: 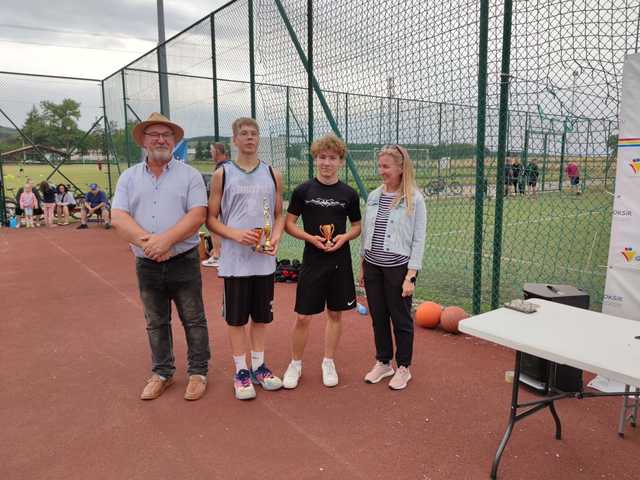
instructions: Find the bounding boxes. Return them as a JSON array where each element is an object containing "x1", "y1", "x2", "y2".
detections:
[
  {"x1": 3, "y1": 0, "x2": 638, "y2": 313},
  {"x1": 0, "y1": 71, "x2": 117, "y2": 226}
]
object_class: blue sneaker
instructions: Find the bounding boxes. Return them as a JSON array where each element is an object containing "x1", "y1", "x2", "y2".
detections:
[
  {"x1": 234, "y1": 369, "x2": 256, "y2": 400},
  {"x1": 250, "y1": 364, "x2": 283, "y2": 391}
]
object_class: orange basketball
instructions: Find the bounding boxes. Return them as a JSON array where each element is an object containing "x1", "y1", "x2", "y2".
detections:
[
  {"x1": 441, "y1": 306, "x2": 469, "y2": 334},
  {"x1": 415, "y1": 301, "x2": 442, "y2": 328}
]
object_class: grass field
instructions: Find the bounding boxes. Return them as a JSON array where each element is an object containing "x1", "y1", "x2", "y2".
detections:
[
  {"x1": 277, "y1": 187, "x2": 613, "y2": 313},
  {"x1": 3, "y1": 163, "x2": 613, "y2": 313}
]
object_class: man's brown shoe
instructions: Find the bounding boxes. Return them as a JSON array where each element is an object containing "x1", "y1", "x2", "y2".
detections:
[
  {"x1": 140, "y1": 374, "x2": 174, "y2": 400},
  {"x1": 184, "y1": 374, "x2": 207, "y2": 401}
]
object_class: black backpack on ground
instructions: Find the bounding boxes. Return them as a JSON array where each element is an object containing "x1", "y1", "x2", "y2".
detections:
[{"x1": 276, "y1": 259, "x2": 301, "y2": 283}]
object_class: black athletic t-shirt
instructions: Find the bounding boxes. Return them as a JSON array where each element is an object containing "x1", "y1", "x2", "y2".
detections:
[{"x1": 288, "y1": 178, "x2": 361, "y2": 264}]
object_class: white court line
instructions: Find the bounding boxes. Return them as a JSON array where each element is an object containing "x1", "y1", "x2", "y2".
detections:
[
  {"x1": 429, "y1": 210, "x2": 608, "y2": 238},
  {"x1": 36, "y1": 230, "x2": 142, "y2": 311}
]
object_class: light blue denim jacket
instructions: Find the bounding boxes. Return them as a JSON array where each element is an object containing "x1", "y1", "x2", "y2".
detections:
[{"x1": 360, "y1": 186, "x2": 427, "y2": 270}]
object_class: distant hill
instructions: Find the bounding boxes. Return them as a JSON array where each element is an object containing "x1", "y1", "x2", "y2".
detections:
[{"x1": 0, "y1": 125, "x2": 18, "y2": 140}]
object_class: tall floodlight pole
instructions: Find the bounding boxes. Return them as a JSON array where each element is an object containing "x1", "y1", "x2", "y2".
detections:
[{"x1": 157, "y1": 0, "x2": 170, "y2": 118}]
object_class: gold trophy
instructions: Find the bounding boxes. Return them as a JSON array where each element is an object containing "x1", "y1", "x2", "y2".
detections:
[
  {"x1": 319, "y1": 223, "x2": 335, "y2": 248},
  {"x1": 262, "y1": 197, "x2": 274, "y2": 252}
]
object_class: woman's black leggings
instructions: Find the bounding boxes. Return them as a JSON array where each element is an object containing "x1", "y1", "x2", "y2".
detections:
[{"x1": 363, "y1": 260, "x2": 414, "y2": 367}]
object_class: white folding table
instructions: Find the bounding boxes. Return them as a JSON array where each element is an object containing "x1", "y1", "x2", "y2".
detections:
[{"x1": 459, "y1": 299, "x2": 640, "y2": 479}]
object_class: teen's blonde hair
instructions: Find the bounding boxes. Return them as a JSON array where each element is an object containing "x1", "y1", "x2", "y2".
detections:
[
  {"x1": 232, "y1": 117, "x2": 260, "y2": 136},
  {"x1": 310, "y1": 134, "x2": 347, "y2": 159},
  {"x1": 377, "y1": 144, "x2": 417, "y2": 215}
]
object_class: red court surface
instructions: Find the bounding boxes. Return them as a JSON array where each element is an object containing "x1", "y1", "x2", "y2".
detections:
[{"x1": 1, "y1": 227, "x2": 638, "y2": 480}]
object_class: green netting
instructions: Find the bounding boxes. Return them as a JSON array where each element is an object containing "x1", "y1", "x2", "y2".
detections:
[
  {"x1": 3, "y1": 0, "x2": 638, "y2": 313},
  {"x1": 110, "y1": 0, "x2": 640, "y2": 312}
]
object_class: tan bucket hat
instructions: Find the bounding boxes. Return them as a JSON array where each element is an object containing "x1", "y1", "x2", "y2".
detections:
[{"x1": 132, "y1": 112, "x2": 184, "y2": 146}]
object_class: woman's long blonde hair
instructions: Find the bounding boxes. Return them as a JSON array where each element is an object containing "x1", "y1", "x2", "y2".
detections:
[{"x1": 378, "y1": 144, "x2": 417, "y2": 215}]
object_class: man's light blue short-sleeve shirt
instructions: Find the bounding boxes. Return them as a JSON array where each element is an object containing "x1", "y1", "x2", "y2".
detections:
[{"x1": 112, "y1": 158, "x2": 207, "y2": 258}]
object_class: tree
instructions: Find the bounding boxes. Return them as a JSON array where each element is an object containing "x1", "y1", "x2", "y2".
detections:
[
  {"x1": 22, "y1": 105, "x2": 48, "y2": 145},
  {"x1": 20, "y1": 99, "x2": 84, "y2": 152},
  {"x1": 40, "y1": 99, "x2": 82, "y2": 151}
]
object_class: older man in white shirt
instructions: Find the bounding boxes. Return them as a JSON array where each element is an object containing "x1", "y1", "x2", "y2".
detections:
[{"x1": 111, "y1": 112, "x2": 210, "y2": 402}]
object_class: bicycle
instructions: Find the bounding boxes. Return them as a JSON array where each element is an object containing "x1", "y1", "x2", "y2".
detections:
[{"x1": 423, "y1": 177, "x2": 463, "y2": 197}]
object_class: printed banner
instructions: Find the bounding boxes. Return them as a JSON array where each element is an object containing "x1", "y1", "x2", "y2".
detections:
[{"x1": 593, "y1": 53, "x2": 640, "y2": 391}]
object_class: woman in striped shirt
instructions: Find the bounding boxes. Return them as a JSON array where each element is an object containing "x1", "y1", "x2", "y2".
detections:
[{"x1": 359, "y1": 145, "x2": 427, "y2": 390}]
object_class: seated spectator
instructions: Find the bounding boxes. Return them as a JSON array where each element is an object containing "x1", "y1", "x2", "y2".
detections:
[
  {"x1": 77, "y1": 183, "x2": 111, "y2": 229},
  {"x1": 55, "y1": 184, "x2": 76, "y2": 225}
]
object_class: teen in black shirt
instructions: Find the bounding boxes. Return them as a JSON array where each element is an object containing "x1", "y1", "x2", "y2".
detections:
[{"x1": 283, "y1": 134, "x2": 361, "y2": 389}]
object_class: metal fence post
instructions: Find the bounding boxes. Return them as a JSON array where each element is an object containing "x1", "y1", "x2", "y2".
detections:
[
  {"x1": 121, "y1": 70, "x2": 132, "y2": 167},
  {"x1": 558, "y1": 120, "x2": 568, "y2": 191},
  {"x1": 249, "y1": 0, "x2": 256, "y2": 119},
  {"x1": 157, "y1": 0, "x2": 170, "y2": 118},
  {"x1": 286, "y1": 86, "x2": 291, "y2": 194},
  {"x1": 0, "y1": 154, "x2": 6, "y2": 226},
  {"x1": 307, "y1": 0, "x2": 314, "y2": 180},
  {"x1": 211, "y1": 13, "x2": 220, "y2": 141},
  {"x1": 472, "y1": 0, "x2": 489, "y2": 314},
  {"x1": 438, "y1": 102, "x2": 443, "y2": 146},
  {"x1": 541, "y1": 133, "x2": 548, "y2": 191},
  {"x1": 395, "y1": 98, "x2": 400, "y2": 144},
  {"x1": 101, "y1": 81, "x2": 113, "y2": 199},
  {"x1": 490, "y1": 0, "x2": 513, "y2": 310},
  {"x1": 522, "y1": 112, "x2": 530, "y2": 168},
  {"x1": 604, "y1": 119, "x2": 613, "y2": 189},
  {"x1": 584, "y1": 119, "x2": 591, "y2": 190},
  {"x1": 345, "y1": 92, "x2": 349, "y2": 183}
]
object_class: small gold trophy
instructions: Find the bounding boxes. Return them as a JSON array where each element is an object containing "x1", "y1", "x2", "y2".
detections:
[
  {"x1": 319, "y1": 224, "x2": 335, "y2": 248},
  {"x1": 262, "y1": 197, "x2": 273, "y2": 252}
]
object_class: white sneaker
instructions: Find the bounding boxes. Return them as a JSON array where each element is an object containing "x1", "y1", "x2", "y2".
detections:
[
  {"x1": 364, "y1": 361, "x2": 395, "y2": 384},
  {"x1": 388, "y1": 366, "x2": 412, "y2": 390},
  {"x1": 283, "y1": 362, "x2": 302, "y2": 389},
  {"x1": 322, "y1": 360, "x2": 339, "y2": 387},
  {"x1": 201, "y1": 256, "x2": 219, "y2": 267}
]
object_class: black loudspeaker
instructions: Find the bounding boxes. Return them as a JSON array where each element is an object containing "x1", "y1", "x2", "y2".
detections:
[{"x1": 521, "y1": 283, "x2": 590, "y2": 394}]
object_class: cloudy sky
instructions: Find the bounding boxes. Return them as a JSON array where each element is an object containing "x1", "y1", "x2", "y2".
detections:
[{"x1": 0, "y1": 0, "x2": 226, "y2": 79}]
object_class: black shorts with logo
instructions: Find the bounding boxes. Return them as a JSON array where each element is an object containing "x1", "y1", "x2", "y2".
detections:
[
  {"x1": 295, "y1": 260, "x2": 357, "y2": 315},
  {"x1": 222, "y1": 274, "x2": 274, "y2": 326}
]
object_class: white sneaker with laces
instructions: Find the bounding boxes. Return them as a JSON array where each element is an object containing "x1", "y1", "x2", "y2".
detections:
[
  {"x1": 322, "y1": 360, "x2": 339, "y2": 387},
  {"x1": 364, "y1": 361, "x2": 395, "y2": 384},
  {"x1": 283, "y1": 362, "x2": 302, "y2": 389},
  {"x1": 388, "y1": 366, "x2": 412, "y2": 390},
  {"x1": 201, "y1": 256, "x2": 219, "y2": 267}
]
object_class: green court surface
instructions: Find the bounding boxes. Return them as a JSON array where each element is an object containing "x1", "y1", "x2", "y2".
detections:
[{"x1": 279, "y1": 188, "x2": 612, "y2": 313}]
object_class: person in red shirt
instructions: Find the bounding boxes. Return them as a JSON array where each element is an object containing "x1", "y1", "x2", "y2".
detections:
[{"x1": 565, "y1": 161, "x2": 581, "y2": 195}]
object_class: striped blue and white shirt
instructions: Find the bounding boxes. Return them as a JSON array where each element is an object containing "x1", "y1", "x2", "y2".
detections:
[{"x1": 364, "y1": 192, "x2": 410, "y2": 267}]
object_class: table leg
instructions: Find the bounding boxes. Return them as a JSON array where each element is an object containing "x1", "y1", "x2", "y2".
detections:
[
  {"x1": 548, "y1": 401, "x2": 562, "y2": 440},
  {"x1": 491, "y1": 351, "x2": 522, "y2": 479},
  {"x1": 618, "y1": 385, "x2": 630, "y2": 437},
  {"x1": 490, "y1": 351, "x2": 566, "y2": 479},
  {"x1": 619, "y1": 386, "x2": 640, "y2": 437},
  {"x1": 632, "y1": 388, "x2": 639, "y2": 428}
]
